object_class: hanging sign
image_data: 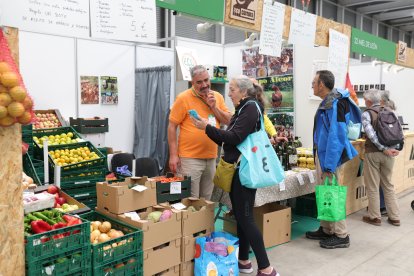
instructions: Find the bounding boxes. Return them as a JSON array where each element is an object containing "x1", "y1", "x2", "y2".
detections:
[
  {"x1": 327, "y1": 29, "x2": 349, "y2": 89},
  {"x1": 351, "y1": 28, "x2": 396, "y2": 63},
  {"x1": 176, "y1": 46, "x2": 200, "y2": 81},
  {"x1": 397, "y1": 41, "x2": 407, "y2": 63},
  {"x1": 156, "y1": 0, "x2": 224, "y2": 22},
  {"x1": 288, "y1": 8, "x2": 317, "y2": 47},
  {"x1": 259, "y1": 0, "x2": 285, "y2": 57},
  {"x1": 224, "y1": 0, "x2": 264, "y2": 32}
]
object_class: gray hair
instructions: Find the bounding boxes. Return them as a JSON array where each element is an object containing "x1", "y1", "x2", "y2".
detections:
[
  {"x1": 190, "y1": 65, "x2": 208, "y2": 79},
  {"x1": 380, "y1": 90, "x2": 390, "y2": 102},
  {"x1": 232, "y1": 75, "x2": 266, "y2": 107},
  {"x1": 363, "y1": 89, "x2": 381, "y2": 104}
]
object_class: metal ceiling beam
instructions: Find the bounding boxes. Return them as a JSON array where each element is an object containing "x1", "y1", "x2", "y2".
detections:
[
  {"x1": 401, "y1": 25, "x2": 414, "y2": 32},
  {"x1": 338, "y1": 0, "x2": 382, "y2": 7},
  {"x1": 373, "y1": 9, "x2": 414, "y2": 21},
  {"x1": 389, "y1": 17, "x2": 414, "y2": 24},
  {"x1": 357, "y1": 0, "x2": 414, "y2": 15}
]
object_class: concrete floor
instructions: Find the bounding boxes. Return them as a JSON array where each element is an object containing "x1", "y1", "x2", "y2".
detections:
[{"x1": 251, "y1": 188, "x2": 414, "y2": 276}]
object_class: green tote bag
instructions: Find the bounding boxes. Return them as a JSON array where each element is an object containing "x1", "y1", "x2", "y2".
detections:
[{"x1": 315, "y1": 175, "x2": 347, "y2": 222}]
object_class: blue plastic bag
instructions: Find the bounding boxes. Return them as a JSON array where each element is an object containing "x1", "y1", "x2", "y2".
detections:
[
  {"x1": 194, "y1": 232, "x2": 239, "y2": 276},
  {"x1": 236, "y1": 102, "x2": 285, "y2": 189},
  {"x1": 347, "y1": 120, "x2": 361, "y2": 140}
]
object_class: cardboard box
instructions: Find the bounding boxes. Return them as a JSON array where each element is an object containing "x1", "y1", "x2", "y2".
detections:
[
  {"x1": 164, "y1": 198, "x2": 215, "y2": 236},
  {"x1": 181, "y1": 229, "x2": 213, "y2": 262},
  {"x1": 143, "y1": 238, "x2": 181, "y2": 276},
  {"x1": 156, "y1": 264, "x2": 180, "y2": 276},
  {"x1": 96, "y1": 205, "x2": 182, "y2": 250},
  {"x1": 391, "y1": 149, "x2": 405, "y2": 194},
  {"x1": 223, "y1": 203, "x2": 291, "y2": 248},
  {"x1": 253, "y1": 203, "x2": 291, "y2": 248},
  {"x1": 345, "y1": 176, "x2": 368, "y2": 215},
  {"x1": 180, "y1": 261, "x2": 195, "y2": 276},
  {"x1": 96, "y1": 177, "x2": 157, "y2": 214}
]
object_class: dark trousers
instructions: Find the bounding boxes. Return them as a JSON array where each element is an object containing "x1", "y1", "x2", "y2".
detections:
[{"x1": 229, "y1": 170, "x2": 270, "y2": 270}]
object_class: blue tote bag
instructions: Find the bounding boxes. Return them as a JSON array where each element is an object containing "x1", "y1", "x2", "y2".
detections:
[{"x1": 236, "y1": 102, "x2": 285, "y2": 189}]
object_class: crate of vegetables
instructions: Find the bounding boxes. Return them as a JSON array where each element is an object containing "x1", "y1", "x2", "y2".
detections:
[
  {"x1": 48, "y1": 141, "x2": 106, "y2": 173},
  {"x1": 24, "y1": 210, "x2": 90, "y2": 262},
  {"x1": 93, "y1": 251, "x2": 143, "y2": 276},
  {"x1": 26, "y1": 246, "x2": 91, "y2": 276},
  {"x1": 149, "y1": 174, "x2": 191, "y2": 204},
  {"x1": 79, "y1": 211, "x2": 143, "y2": 267}
]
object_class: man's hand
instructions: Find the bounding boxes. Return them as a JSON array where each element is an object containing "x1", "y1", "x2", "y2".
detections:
[
  {"x1": 206, "y1": 91, "x2": 216, "y2": 109},
  {"x1": 321, "y1": 171, "x2": 333, "y2": 181},
  {"x1": 383, "y1": 149, "x2": 399, "y2": 157},
  {"x1": 169, "y1": 155, "x2": 180, "y2": 173}
]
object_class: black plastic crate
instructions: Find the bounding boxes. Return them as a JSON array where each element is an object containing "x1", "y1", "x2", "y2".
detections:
[
  {"x1": 154, "y1": 175, "x2": 191, "y2": 204},
  {"x1": 70, "y1": 117, "x2": 108, "y2": 134}
]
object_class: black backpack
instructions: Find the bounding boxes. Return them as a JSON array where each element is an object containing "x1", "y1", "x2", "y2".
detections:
[{"x1": 367, "y1": 106, "x2": 404, "y2": 149}]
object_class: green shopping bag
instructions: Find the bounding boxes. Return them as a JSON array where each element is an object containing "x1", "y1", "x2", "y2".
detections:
[{"x1": 315, "y1": 175, "x2": 347, "y2": 222}]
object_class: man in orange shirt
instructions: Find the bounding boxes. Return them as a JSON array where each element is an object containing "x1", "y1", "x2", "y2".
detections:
[{"x1": 168, "y1": 65, "x2": 232, "y2": 199}]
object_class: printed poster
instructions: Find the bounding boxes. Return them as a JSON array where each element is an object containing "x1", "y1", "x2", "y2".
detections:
[
  {"x1": 80, "y1": 76, "x2": 99, "y2": 104},
  {"x1": 398, "y1": 41, "x2": 407, "y2": 62},
  {"x1": 242, "y1": 46, "x2": 293, "y2": 78},
  {"x1": 101, "y1": 76, "x2": 118, "y2": 105},
  {"x1": 229, "y1": 0, "x2": 259, "y2": 24},
  {"x1": 258, "y1": 75, "x2": 295, "y2": 139}
]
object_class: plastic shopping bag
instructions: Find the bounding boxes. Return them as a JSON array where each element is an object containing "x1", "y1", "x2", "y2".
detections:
[
  {"x1": 194, "y1": 232, "x2": 239, "y2": 276},
  {"x1": 315, "y1": 175, "x2": 347, "y2": 222}
]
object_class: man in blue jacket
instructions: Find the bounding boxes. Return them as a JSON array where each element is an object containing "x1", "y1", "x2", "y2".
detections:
[{"x1": 306, "y1": 70, "x2": 361, "y2": 249}]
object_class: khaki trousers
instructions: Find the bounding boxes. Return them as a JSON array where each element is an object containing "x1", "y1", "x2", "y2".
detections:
[
  {"x1": 364, "y1": 152, "x2": 400, "y2": 220},
  {"x1": 315, "y1": 155, "x2": 348, "y2": 238},
  {"x1": 179, "y1": 157, "x2": 216, "y2": 200}
]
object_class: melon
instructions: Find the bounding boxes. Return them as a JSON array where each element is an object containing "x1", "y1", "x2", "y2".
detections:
[
  {"x1": 22, "y1": 96, "x2": 33, "y2": 110},
  {"x1": 0, "y1": 106, "x2": 7, "y2": 119},
  {"x1": 1, "y1": 72, "x2": 19, "y2": 88},
  {"x1": 7, "y1": 102, "x2": 25, "y2": 118},
  {"x1": 0, "y1": 62, "x2": 11, "y2": 74},
  {"x1": 0, "y1": 116, "x2": 15, "y2": 127},
  {"x1": 0, "y1": 93, "x2": 12, "y2": 106},
  {"x1": 17, "y1": 111, "x2": 32, "y2": 124},
  {"x1": 9, "y1": 86, "x2": 27, "y2": 102}
]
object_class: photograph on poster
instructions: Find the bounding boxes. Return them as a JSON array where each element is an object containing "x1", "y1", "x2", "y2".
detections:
[
  {"x1": 258, "y1": 74, "x2": 294, "y2": 113},
  {"x1": 267, "y1": 112, "x2": 295, "y2": 140},
  {"x1": 101, "y1": 76, "x2": 118, "y2": 105},
  {"x1": 242, "y1": 46, "x2": 294, "y2": 78},
  {"x1": 80, "y1": 76, "x2": 99, "y2": 104}
]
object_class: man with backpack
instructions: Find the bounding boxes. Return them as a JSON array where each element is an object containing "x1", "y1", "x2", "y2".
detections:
[
  {"x1": 306, "y1": 70, "x2": 361, "y2": 249},
  {"x1": 362, "y1": 89, "x2": 403, "y2": 227}
]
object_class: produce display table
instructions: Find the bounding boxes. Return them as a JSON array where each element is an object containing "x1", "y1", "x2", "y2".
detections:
[{"x1": 211, "y1": 169, "x2": 318, "y2": 210}]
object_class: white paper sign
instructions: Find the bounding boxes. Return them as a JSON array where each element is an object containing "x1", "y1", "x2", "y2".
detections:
[
  {"x1": 170, "y1": 182, "x2": 181, "y2": 194},
  {"x1": 131, "y1": 184, "x2": 147, "y2": 192},
  {"x1": 259, "y1": 0, "x2": 285, "y2": 57},
  {"x1": 309, "y1": 60, "x2": 328, "y2": 100},
  {"x1": 90, "y1": 0, "x2": 157, "y2": 43},
  {"x1": 327, "y1": 29, "x2": 350, "y2": 89},
  {"x1": 0, "y1": 0, "x2": 90, "y2": 38},
  {"x1": 307, "y1": 171, "x2": 315, "y2": 183},
  {"x1": 171, "y1": 202, "x2": 187, "y2": 210},
  {"x1": 279, "y1": 180, "x2": 286, "y2": 191},
  {"x1": 176, "y1": 46, "x2": 200, "y2": 81},
  {"x1": 288, "y1": 8, "x2": 317, "y2": 47},
  {"x1": 296, "y1": 173, "x2": 305, "y2": 185}
]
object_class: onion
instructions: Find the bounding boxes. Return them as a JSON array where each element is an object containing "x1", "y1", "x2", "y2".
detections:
[
  {"x1": 91, "y1": 221, "x2": 101, "y2": 231},
  {"x1": 98, "y1": 221, "x2": 111, "y2": 233},
  {"x1": 91, "y1": 229, "x2": 101, "y2": 242},
  {"x1": 98, "y1": 233, "x2": 110, "y2": 243}
]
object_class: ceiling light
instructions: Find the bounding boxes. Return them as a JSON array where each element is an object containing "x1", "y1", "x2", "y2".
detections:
[
  {"x1": 383, "y1": 64, "x2": 392, "y2": 73},
  {"x1": 244, "y1": 33, "x2": 258, "y2": 48},
  {"x1": 196, "y1": 22, "x2": 213, "y2": 34},
  {"x1": 372, "y1": 60, "x2": 383, "y2": 67},
  {"x1": 393, "y1": 66, "x2": 405, "y2": 74}
]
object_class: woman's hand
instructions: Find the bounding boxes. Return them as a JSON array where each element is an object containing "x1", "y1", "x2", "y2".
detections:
[
  {"x1": 273, "y1": 135, "x2": 288, "y2": 144},
  {"x1": 191, "y1": 117, "x2": 209, "y2": 130}
]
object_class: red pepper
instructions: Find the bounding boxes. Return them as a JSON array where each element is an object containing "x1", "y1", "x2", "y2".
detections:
[
  {"x1": 52, "y1": 222, "x2": 67, "y2": 230},
  {"x1": 62, "y1": 215, "x2": 74, "y2": 223},
  {"x1": 31, "y1": 220, "x2": 52, "y2": 234},
  {"x1": 67, "y1": 218, "x2": 81, "y2": 226}
]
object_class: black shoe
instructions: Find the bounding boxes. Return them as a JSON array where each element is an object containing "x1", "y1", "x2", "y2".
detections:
[
  {"x1": 305, "y1": 226, "x2": 333, "y2": 240},
  {"x1": 320, "y1": 235, "x2": 350, "y2": 249}
]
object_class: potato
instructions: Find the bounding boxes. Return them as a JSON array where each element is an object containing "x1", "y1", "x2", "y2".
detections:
[
  {"x1": 98, "y1": 233, "x2": 110, "y2": 243},
  {"x1": 91, "y1": 221, "x2": 102, "y2": 231},
  {"x1": 99, "y1": 221, "x2": 111, "y2": 233},
  {"x1": 91, "y1": 230, "x2": 101, "y2": 242}
]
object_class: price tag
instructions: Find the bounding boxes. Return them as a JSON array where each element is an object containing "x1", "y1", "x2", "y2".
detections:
[
  {"x1": 131, "y1": 185, "x2": 147, "y2": 192},
  {"x1": 279, "y1": 180, "x2": 286, "y2": 191},
  {"x1": 124, "y1": 212, "x2": 141, "y2": 221},
  {"x1": 170, "y1": 182, "x2": 181, "y2": 194},
  {"x1": 296, "y1": 173, "x2": 305, "y2": 185},
  {"x1": 45, "y1": 265, "x2": 55, "y2": 275},
  {"x1": 33, "y1": 239, "x2": 41, "y2": 246},
  {"x1": 307, "y1": 171, "x2": 315, "y2": 183},
  {"x1": 171, "y1": 202, "x2": 187, "y2": 210}
]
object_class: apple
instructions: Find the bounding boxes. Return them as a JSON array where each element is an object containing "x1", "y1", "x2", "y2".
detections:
[
  {"x1": 47, "y1": 185, "x2": 58, "y2": 194},
  {"x1": 55, "y1": 197, "x2": 66, "y2": 205}
]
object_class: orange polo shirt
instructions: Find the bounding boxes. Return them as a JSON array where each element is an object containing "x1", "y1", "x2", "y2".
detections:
[{"x1": 169, "y1": 89, "x2": 229, "y2": 159}]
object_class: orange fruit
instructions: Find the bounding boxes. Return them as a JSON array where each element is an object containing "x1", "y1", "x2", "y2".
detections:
[
  {"x1": 22, "y1": 96, "x2": 33, "y2": 110},
  {"x1": 9, "y1": 86, "x2": 27, "y2": 102},
  {"x1": 1, "y1": 72, "x2": 19, "y2": 88},
  {"x1": 0, "y1": 116, "x2": 15, "y2": 127},
  {"x1": 17, "y1": 111, "x2": 32, "y2": 124},
  {"x1": 0, "y1": 62, "x2": 11, "y2": 74},
  {"x1": 0, "y1": 93, "x2": 12, "y2": 106},
  {"x1": 7, "y1": 101, "x2": 25, "y2": 118},
  {"x1": 0, "y1": 84, "x2": 7, "y2": 93},
  {"x1": 0, "y1": 106, "x2": 7, "y2": 119}
]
